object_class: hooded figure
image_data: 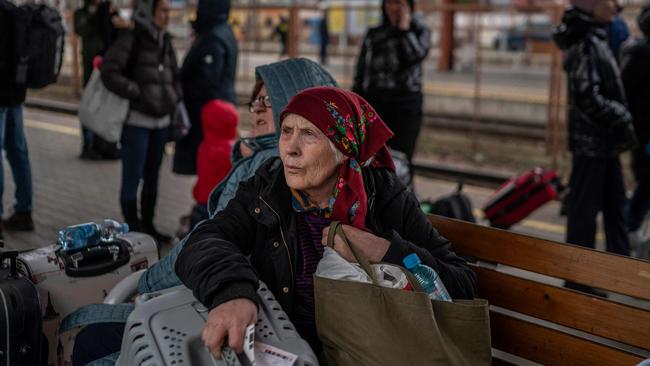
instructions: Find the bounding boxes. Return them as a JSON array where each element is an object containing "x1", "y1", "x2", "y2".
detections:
[
  {"x1": 192, "y1": 100, "x2": 238, "y2": 216},
  {"x1": 137, "y1": 58, "x2": 337, "y2": 294},
  {"x1": 620, "y1": 4, "x2": 650, "y2": 244},
  {"x1": 552, "y1": 0, "x2": 636, "y2": 269},
  {"x1": 352, "y1": 0, "x2": 431, "y2": 187},
  {"x1": 173, "y1": 0, "x2": 237, "y2": 175}
]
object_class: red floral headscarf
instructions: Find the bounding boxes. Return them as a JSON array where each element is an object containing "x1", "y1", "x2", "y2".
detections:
[{"x1": 280, "y1": 86, "x2": 395, "y2": 229}]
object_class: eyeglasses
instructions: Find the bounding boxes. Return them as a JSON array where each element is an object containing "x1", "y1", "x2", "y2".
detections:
[{"x1": 248, "y1": 95, "x2": 272, "y2": 113}]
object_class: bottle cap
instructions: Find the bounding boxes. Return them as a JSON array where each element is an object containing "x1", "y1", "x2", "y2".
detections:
[{"x1": 402, "y1": 253, "x2": 421, "y2": 269}]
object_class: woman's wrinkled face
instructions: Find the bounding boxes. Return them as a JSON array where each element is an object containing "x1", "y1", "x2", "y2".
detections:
[
  {"x1": 153, "y1": 0, "x2": 170, "y2": 30},
  {"x1": 279, "y1": 114, "x2": 340, "y2": 202},
  {"x1": 249, "y1": 85, "x2": 275, "y2": 137}
]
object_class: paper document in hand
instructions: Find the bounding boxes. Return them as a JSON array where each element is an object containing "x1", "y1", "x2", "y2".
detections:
[{"x1": 254, "y1": 342, "x2": 298, "y2": 366}]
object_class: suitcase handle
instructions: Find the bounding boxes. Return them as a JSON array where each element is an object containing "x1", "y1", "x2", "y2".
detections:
[
  {"x1": 58, "y1": 240, "x2": 131, "y2": 277},
  {"x1": 0, "y1": 248, "x2": 19, "y2": 277}
]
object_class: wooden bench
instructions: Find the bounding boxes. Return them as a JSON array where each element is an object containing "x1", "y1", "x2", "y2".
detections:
[{"x1": 428, "y1": 214, "x2": 650, "y2": 365}]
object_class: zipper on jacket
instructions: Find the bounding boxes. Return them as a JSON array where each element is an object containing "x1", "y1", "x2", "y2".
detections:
[{"x1": 259, "y1": 196, "x2": 295, "y2": 287}]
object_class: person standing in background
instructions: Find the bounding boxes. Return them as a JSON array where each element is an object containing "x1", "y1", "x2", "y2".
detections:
[
  {"x1": 319, "y1": 7, "x2": 330, "y2": 65},
  {"x1": 0, "y1": 0, "x2": 34, "y2": 237},
  {"x1": 101, "y1": 0, "x2": 182, "y2": 245},
  {"x1": 553, "y1": 0, "x2": 637, "y2": 293},
  {"x1": 75, "y1": 0, "x2": 131, "y2": 160},
  {"x1": 620, "y1": 4, "x2": 650, "y2": 256},
  {"x1": 352, "y1": 0, "x2": 431, "y2": 187},
  {"x1": 173, "y1": 0, "x2": 237, "y2": 176},
  {"x1": 274, "y1": 15, "x2": 289, "y2": 58},
  {"x1": 190, "y1": 100, "x2": 238, "y2": 229}
]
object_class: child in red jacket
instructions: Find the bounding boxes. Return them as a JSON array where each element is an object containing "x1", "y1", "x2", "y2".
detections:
[{"x1": 191, "y1": 99, "x2": 239, "y2": 228}]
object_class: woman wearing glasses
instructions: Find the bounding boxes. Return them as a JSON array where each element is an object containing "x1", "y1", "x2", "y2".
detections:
[
  {"x1": 136, "y1": 57, "x2": 337, "y2": 293},
  {"x1": 72, "y1": 57, "x2": 338, "y2": 366}
]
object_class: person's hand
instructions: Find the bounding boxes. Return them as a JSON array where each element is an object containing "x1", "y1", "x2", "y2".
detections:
[
  {"x1": 322, "y1": 224, "x2": 390, "y2": 262},
  {"x1": 398, "y1": 3, "x2": 411, "y2": 31},
  {"x1": 202, "y1": 298, "x2": 257, "y2": 359}
]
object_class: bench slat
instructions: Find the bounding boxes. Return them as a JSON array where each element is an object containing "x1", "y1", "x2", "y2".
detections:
[
  {"x1": 490, "y1": 312, "x2": 645, "y2": 366},
  {"x1": 428, "y1": 215, "x2": 650, "y2": 300},
  {"x1": 473, "y1": 266, "x2": 650, "y2": 350}
]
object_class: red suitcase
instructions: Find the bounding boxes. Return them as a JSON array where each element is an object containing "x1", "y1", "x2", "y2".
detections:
[{"x1": 483, "y1": 168, "x2": 561, "y2": 229}]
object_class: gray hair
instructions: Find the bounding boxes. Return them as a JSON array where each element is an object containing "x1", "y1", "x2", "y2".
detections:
[{"x1": 327, "y1": 139, "x2": 346, "y2": 164}]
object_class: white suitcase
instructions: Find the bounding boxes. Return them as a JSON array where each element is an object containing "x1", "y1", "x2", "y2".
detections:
[{"x1": 16, "y1": 232, "x2": 158, "y2": 366}]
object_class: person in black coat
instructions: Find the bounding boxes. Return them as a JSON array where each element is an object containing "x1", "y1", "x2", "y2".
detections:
[
  {"x1": 352, "y1": 0, "x2": 431, "y2": 187},
  {"x1": 173, "y1": 0, "x2": 237, "y2": 175},
  {"x1": 175, "y1": 87, "x2": 476, "y2": 357},
  {"x1": 620, "y1": 4, "x2": 650, "y2": 253},
  {"x1": 101, "y1": 0, "x2": 181, "y2": 244},
  {"x1": 553, "y1": 0, "x2": 637, "y2": 264}
]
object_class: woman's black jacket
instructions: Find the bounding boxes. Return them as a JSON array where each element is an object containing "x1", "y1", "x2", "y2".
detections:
[
  {"x1": 101, "y1": 26, "x2": 181, "y2": 118},
  {"x1": 176, "y1": 158, "x2": 477, "y2": 316}
]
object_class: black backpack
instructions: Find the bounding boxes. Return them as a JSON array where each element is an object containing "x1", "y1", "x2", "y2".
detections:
[
  {"x1": 15, "y1": 4, "x2": 65, "y2": 89},
  {"x1": 421, "y1": 183, "x2": 476, "y2": 223}
]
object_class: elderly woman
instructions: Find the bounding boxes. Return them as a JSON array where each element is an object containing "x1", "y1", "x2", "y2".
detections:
[{"x1": 176, "y1": 86, "x2": 476, "y2": 357}]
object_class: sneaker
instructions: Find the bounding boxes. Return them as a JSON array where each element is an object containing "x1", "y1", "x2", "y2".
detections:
[{"x1": 4, "y1": 211, "x2": 35, "y2": 231}]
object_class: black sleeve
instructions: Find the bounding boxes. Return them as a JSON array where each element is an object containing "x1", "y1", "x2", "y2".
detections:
[
  {"x1": 352, "y1": 32, "x2": 369, "y2": 94},
  {"x1": 396, "y1": 21, "x2": 431, "y2": 68},
  {"x1": 175, "y1": 178, "x2": 260, "y2": 310},
  {"x1": 168, "y1": 38, "x2": 183, "y2": 100},
  {"x1": 570, "y1": 43, "x2": 632, "y2": 127},
  {"x1": 381, "y1": 189, "x2": 478, "y2": 300},
  {"x1": 100, "y1": 31, "x2": 140, "y2": 100}
]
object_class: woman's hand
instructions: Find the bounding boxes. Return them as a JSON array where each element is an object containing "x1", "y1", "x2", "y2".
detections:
[
  {"x1": 322, "y1": 224, "x2": 390, "y2": 262},
  {"x1": 202, "y1": 298, "x2": 257, "y2": 359}
]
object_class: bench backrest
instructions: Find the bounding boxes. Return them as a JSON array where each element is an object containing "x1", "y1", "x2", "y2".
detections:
[{"x1": 428, "y1": 214, "x2": 650, "y2": 365}]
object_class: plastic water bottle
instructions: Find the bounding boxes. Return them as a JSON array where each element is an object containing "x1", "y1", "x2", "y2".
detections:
[
  {"x1": 100, "y1": 219, "x2": 129, "y2": 242},
  {"x1": 58, "y1": 219, "x2": 129, "y2": 252},
  {"x1": 402, "y1": 253, "x2": 452, "y2": 302}
]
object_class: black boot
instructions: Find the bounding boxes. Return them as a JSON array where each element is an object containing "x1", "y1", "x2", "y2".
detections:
[
  {"x1": 120, "y1": 201, "x2": 141, "y2": 232},
  {"x1": 141, "y1": 193, "x2": 171, "y2": 245}
]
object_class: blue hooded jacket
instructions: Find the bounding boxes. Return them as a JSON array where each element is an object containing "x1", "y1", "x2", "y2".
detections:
[{"x1": 138, "y1": 58, "x2": 337, "y2": 293}]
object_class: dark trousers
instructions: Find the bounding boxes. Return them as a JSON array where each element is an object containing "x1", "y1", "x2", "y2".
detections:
[
  {"x1": 626, "y1": 148, "x2": 650, "y2": 232},
  {"x1": 72, "y1": 322, "x2": 125, "y2": 365},
  {"x1": 566, "y1": 155, "x2": 630, "y2": 255},
  {"x1": 364, "y1": 91, "x2": 423, "y2": 186},
  {"x1": 120, "y1": 125, "x2": 169, "y2": 203}
]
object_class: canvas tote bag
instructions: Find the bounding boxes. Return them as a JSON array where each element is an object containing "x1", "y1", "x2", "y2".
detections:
[
  {"x1": 79, "y1": 69, "x2": 129, "y2": 143},
  {"x1": 314, "y1": 221, "x2": 491, "y2": 366}
]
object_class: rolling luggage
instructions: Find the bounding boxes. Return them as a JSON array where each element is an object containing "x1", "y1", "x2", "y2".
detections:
[
  {"x1": 0, "y1": 248, "x2": 43, "y2": 366},
  {"x1": 16, "y1": 232, "x2": 158, "y2": 365},
  {"x1": 483, "y1": 168, "x2": 562, "y2": 229}
]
